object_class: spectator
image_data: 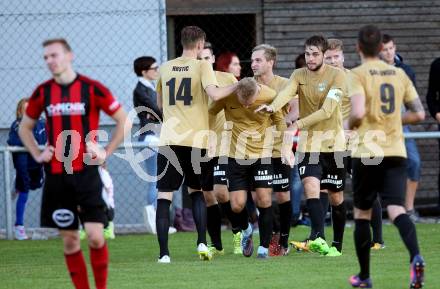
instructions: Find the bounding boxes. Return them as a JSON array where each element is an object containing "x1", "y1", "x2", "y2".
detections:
[
  {"x1": 133, "y1": 56, "x2": 176, "y2": 235},
  {"x1": 7, "y1": 98, "x2": 46, "y2": 240},
  {"x1": 426, "y1": 57, "x2": 440, "y2": 211},
  {"x1": 216, "y1": 52, "x2": 242, "y2": 79},
  {"x1": 380, "y1": 34, "x2": 421, "y2": 222}
]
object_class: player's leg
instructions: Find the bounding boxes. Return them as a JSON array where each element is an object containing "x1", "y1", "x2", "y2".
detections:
[
  {"x1": 271, "y1": 157, "x2": 291, "y2": 256},
  {"x1": 227, "y1": 158, "x2": 253, "y2": 257},
  {"x1": 324, "y1": 152, "x2": 347, "y2": 255},
  {"x1": 370, "y1": 198, "x2": 385, "y2": 249},
  {"x1": 382, "y1": 158, "x2": 424, "y2": 289},
  {"x1": 202, "y1": 157, "x2": 223, "y2": 255},
  {"x1": 155, "y1": 145, "x2": 184, "y2": 262},
  {"x1": 40, "y1": 172, "x2": 91, "y2": 289},
  {"x1": 252, "y1": 158, "x2": 274, "y2": 258},
  {"x1": 349, "y1": 157, "x2": 376, "y2": 288}
]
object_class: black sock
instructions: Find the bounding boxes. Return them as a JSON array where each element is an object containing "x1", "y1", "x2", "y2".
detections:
[
  {"x1": 190, "y1": 191, "x2": 207, "y2": 245},
  {"x1": 320, "y1": 192, "x2": 329, "y2": 221},
  {"x1": 156, "y1": 199, "x2": 171, "y2": 258},
  {"x1": 331, "y1": 202, "x2": 346, "y2": 252},
  {"x1": 354, "y1": 219, "x2": 371, "y2": 280},
  {"x1": 220, "y1": 201, "x2": 240, "y2": 234},
  {"x1": 307, "y1": 198, "x2": 325, "y2": 240},
  {"x1": 371, "y1": 198, "x2": 383, "y2": 244},
  {"x1": 231, "y1": 207, "x2": 249, "y2": 232},
  {"x1": 394, "y1": 213, "x2": 420, "y2": 262},
  {"x1": 272, "y1": 203, "x2": 280, "y2": 233},
  {"x1": 207, "y1": 204, "x2": 222, "y2": 250},
  {"x1": 278, "y1": 201, "x2": 292, "y2": 248},
  {"x1": 258, "y1": 206, "x2": 273, "y2": 248}
]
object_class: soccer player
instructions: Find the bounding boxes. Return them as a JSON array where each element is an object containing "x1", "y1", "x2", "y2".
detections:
[
  {"x1": 348, "y1": 25, "x2": 425, "y2": 288},
  {"x1": 256, "y1": 35, "x2": 347, "y2": 257},
  {"x1": 19, "y1": 38, "x2": 129, "y2": 289},
  {"x1": 251, "y1": 44, "x2": 292, "y2": 256},
  {"x1": 380, "y1": 34, "x2": 422, "y2": 223},
  {"x1": 210, "y1": 77, "x2": 287, "y2": 258},
  {"x1": 155, "y1": 26, "x2": 238, "y2": 263},
  {"x1": 198, "y1": 41, "x2": 241, "y2": 255}
]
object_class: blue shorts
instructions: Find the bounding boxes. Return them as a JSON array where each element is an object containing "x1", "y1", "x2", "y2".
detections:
[{"x1": 404, "y1": 126, "x2": 421, "y2": 181}]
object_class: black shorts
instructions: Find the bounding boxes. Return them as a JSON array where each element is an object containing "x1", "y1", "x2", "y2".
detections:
[
  {"x1": 352, "y1": 157, "x2": 407, "y2": 210},
  {"x1": 272, "y1": 157, "x2": 290, "y2": 192},
  {"x1": 200, "y1": 156, "x2": 217, "y2": 191},
  {"x1": 226, "y1": 158, "x2": 273, "y2": 192},
  {"x1": 213, "y1": 156, "x2": 228, "y2": 186},
  {"x1": 297, "y1": 152, "x2": 346, "y2": 191},
  {"x1": 156, "y1": 145, "x2": 209, "y2": 192},
  {"x1": 41, "y1": 166, "x2": 108, "y2": 230}
]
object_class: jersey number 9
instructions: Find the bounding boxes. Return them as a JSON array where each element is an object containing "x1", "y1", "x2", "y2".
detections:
[{"x1": 380, "y1": 83, "x2": 395, "y2": 114}]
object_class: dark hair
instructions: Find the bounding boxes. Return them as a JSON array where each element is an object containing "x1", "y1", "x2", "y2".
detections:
[
  {"x1": 133, "y1": 56, "x2": 156, "y2": 77},
  {"x1": 358, "y1": 25, "x2": 383, "y2": 57},
  {"x1": 42, "y1": 38, "x2": 72, "y2": 52},
  {"x1": 382, "y1": 34, "x2": 394, "y2": 44},
  {"x1": 204, "y1": 41, "x2": 214, "y2": 55},
  {"x1": 304, "y1": 35, "x2": 328, "y2": 52},
  {"x1": 295, "y1": 53, "x2": 306, "y2": 69},
  {"x1": 216, "y1": 52, "x2": 237, "y2": 73},
  {"x1": 181, "y1": 26, "x2": 206, "y2": 49}
]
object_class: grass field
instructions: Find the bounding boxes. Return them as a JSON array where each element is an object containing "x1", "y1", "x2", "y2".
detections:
[{"x1": 1, "y1": 224, "x2": 439, "y2": 289}]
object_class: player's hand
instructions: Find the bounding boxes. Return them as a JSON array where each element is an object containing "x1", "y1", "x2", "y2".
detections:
[
  {"x1": 36, "y1": 145, "x2": 55, "y2": 163},
  {"x1": 85, "y1": 141, "x2": 107, "y2": 165},
  {"x1": 436, "y1": 112, "x2": 440, "y2": 123},
  {"x1": 281, "y1": 146, "x2": 295, "y2": 167},
  {"x1": 254, "y1": 104, "x2": 274, "y2": 113}
]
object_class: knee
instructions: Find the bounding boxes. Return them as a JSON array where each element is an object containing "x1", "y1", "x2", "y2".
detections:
[
  {"x1": 329, "y1": 192, "x2": 344, "y2": 206},
  {"x1": 87, "y1": 230, "x2": 105, "y2": 249},
  {"x1": 276, "y1": 191, "x2": 290, "y2": 203},
  {"x1": 62, "y1": 232, "x2": 80, "y2": 253},
  {"x1": 231, "y1": 202, "x2": 245, "y2": 213},
  {"x1": 203, "y1": 191, "x2": 217, "y2": 206}
]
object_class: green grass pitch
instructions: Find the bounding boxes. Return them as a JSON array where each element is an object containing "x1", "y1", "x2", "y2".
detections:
[{"x1": 1, "y1": 224, "x2": 439, "y2": 289}]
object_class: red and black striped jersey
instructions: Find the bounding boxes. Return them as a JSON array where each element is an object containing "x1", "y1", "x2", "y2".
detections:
[{"x1": 26, "y1": 74, "x2": 121, "y2": 174}]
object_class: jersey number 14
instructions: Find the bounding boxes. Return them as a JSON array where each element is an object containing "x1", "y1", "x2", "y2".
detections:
[{"x1": 166, "y1": 78, "x2": 193, "y2": 106}]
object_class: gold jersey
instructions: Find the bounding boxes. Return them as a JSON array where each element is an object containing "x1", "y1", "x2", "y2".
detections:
[
  {"x1": 348, "y1": 59, "x2": 418, "y2": 158},
  {"x1": 208, "y1": 71, "x2": 238, "y2": 156},
  {"x1": 157, "y1": 57, "x2": 218, "y2": 148},
  {"x1": 209, "y1": 84, "x2": 284, "y2": 159},
  {"x1": 271, "y1": 64, "x2": 346, "y2": 153},
  {"x1": 341, "y1": 68, "x2": 352, "y2": 121},
  {"x1": 256, "y1": 75, "x2": 290, "y2": 158}
]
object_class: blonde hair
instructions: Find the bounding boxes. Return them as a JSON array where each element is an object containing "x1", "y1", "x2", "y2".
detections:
[
  {"x1": 236, "y1": 77, "x2": 258, "y2": 100},
  {"x1": 252, "y1": 44, "x2": 277, "y2": 62},
  {"x1": 16, "y1": 98, "x2": 29, "y2": 119},
  {"x1": 327, "y1": 38, "x2": 344, "y2": 51}
]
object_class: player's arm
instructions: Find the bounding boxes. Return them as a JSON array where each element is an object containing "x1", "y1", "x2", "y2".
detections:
[
  {"x1": 295, "y1": 88, "x2": 342, "y2": 129},
  {"x1": 19, "y1": 114, "x2": 54, "y2": 163},
  {"x1": 402, "y1": 98, "x2": 425, "y2": 124},
  {"x1": 285, "y1": 98, "x2": 299, "y2": 126},
  {"x1": 271, "y1": 109, "x2": 288, "y2": 132},
  {"x1": 349, "y1": 93, "x2": 365, "y2": 130},
  {"x1": 156, "y1": 76, "x2": 163, "y2": 110},
  {"x1": 105, "y1": 108, "x2": 131, "y2": 157},
  {"x1": 402, "y1": 74, "x2": 425, "y2": 124},
  {"x1": 255, "y1": 72, "x2": 299, "y2": 113},
  {"x1": 205, "y1": 83, "x2": 239, "y2": 101}
]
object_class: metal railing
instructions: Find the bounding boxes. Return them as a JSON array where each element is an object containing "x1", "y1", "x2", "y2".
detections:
[{"x1": 1, "y1": 131, "x2": 440, "y2": 240}]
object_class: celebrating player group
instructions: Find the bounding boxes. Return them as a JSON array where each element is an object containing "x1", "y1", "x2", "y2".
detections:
[{"x1": 19, "y1": 24, "x2": 426, "y2": 289}]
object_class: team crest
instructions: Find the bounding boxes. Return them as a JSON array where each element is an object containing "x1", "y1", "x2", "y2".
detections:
[{"x1": 318, "y1": 82, "x2": 326, "y2": 92}]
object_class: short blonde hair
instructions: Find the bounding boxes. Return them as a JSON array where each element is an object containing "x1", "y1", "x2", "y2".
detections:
[
  {"x1": 327, "y1": 38, "x2": 344, "y2": 51},
  {"x1": 252, "y1": 44, "x2": 277, "y2": 62},
  {"x1": 236, "y1": 77, "x2": 258, "y2": 100}
]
